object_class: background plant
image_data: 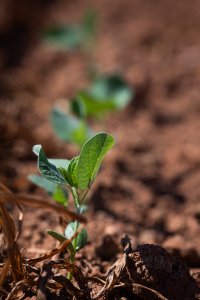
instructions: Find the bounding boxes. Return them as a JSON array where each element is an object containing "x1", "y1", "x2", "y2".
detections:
[
  {"x1": 31, "y1": 132, "x2": 114, "y2": 279},
  {"x1": 44, "y1": 10, "x2": 134, "y2": 147},
  {"x1": 44, "y1": 9, "x2": 97, "y2": 54},
  {"x1": 51, "y1": 74, "x2": 133, "y2": 147}
]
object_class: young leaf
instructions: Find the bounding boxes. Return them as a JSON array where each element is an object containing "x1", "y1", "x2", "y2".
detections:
[
  {"x1": 53, "y1": 185, "x2": 68, "y2": 206},
  {"x1": 33, "y1": 145, "x2": 66, "y2": 185},
  {"x1": 76, "y1": 227, "x2": 87, "y2": 251},
  {"x1": 65, "y1": 222, "x2": 87, "y2": 251},
  {"x1": 28, "y1": 175, "x2": 68, "y2": 206},
  {"x1": 44, "y1": 9, "x2": 97, "y2": 51},
  {"x1": 71, "y1": 75, "x2": 134, "y2": 118},
  {"x1": 50, "y1": 108, "x2": 92, "y2": 146},
  {"x1": 72, "y1": 121, "x2": 93, "y2": 146},
  {"x1": 44, "y1": 25, "x2": 84, "y2": 50},
  {"x1": 71, "y1": 91, "x2": 115, "y2": 118},
  {"x1": 28, "y1": 174, "x2": 57, "y2": 195},
  {"x1": 77, "y1": 132, "x2": 115, "y2": 189},
  {"x1": 70, "y1": 97, "x2": 87, "y2": 119},
  {"x1": 67, "y1": 157, "x2": 79, "y2": 187},
  {"x1": 50, "y1": 108, "x2": 78, "y2": 141},
  {"x1": 58, "y1": 167, "x2": 73, "y2": 187},
  {"x1": 90, "y1": 74, "x2": 134, "y2": 109},
  {"x1": 65, "y1": 222, "x2": 76, "y2": 240},
  {"x1": 49, "y1": 159, "x2": 70, "y2": 169},
  {"x1": 33, "y1": 144, "x2": 41, "y2": 156},
  {"x1": 47, "y1": 230, "x2": 67, "y2": 243},
  {"x1": 47, "y1": 230, "x2": 74, "y2": 253}
]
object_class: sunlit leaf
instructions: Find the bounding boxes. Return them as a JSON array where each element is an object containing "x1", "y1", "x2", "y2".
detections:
[
  {"x1": 77, "y1": 132, "x2": 115, "y2": 189},
  {"x1": 58, "y1": 167, "x2": 73, "y2": 187},
  {"x1": 67, "y1": 157, "x2": 79, "y2": 187},
  {"x1": 49, "y1": 159, "x2": 70, "y2": 169},
  {"x1": 33, "y1": 145, "x2": 66, "y2": 185},
  {"x1": 65, "y1": 222, "x2": 76, "y2": 240}
]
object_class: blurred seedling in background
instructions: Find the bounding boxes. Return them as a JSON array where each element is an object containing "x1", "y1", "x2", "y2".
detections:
[
  {"x1": 50, "y1": 74, "x2": 133, "y2": 147},
  {"x1": 44, "y1": 9, "x2": 134, "y2": 147},
  {"x1": 44, "y1": 9, "x2": 97, "y2": 51},
  {"x1": 70, "y1": 74, "x2": 134, "y2": 118},
  {"x1": 44, "y1": 9, "x2": 97, "y2": 78},
  {"x1": 30, "y1": 132, "x2": 115, "y2": 279},
  {"x1": 50, "y1": 108, "x2": 93, "y2": 147}
]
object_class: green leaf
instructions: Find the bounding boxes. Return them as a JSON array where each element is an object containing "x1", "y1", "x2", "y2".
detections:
[
  {"x1": 53, "y1": 185, "x2": 68, "y2": 206},
  {"x1": 47, "y1": 230, "x2": 74, "y2": 253},
  {"x1": 58, "y1": 167, "x2": 73, "y2": 186},
  {"x1": 76, "y1": 227, "x2": 87, "y2": 250},
  {"x1": 65, "y1": 222, "x2": 87, "y2": 251},
  {"x1": 33, "y1": 145, "x2": 41, "y2": 156},
  {"x1": 72, "y1": 121, "x2": 93, "y2": 146},
  {"x1": 71, "y1": 91, "x2": 116, "y2": 118},
  {"x1": 28, "y1": 174, "x2": 57, "y2": 195},
  {"x1": 28, "y1": 174, "x2": 68, "y2": 205},
  {"x1": 50, "y1": 108, "x2": 78, "y2": 141},
  {"x1": 44, "y1": 25, "x2": 84, "y2": 50},
  {"x1": 47, "y1": 230, "x2": 67, "y2": 243},
  {"x1": 50, "y1": 108, "x2": 93, "y2": 146},
  {"x1": 49, "y1": 159, "x2": 70, "y2": 169},
  {"x1": 90, "y1": 74, "x2": 134, "y2": 109},
  {"x1": 71, "y1": 75, "x2": 134, "y2": 118},
  {"x1": 65, "y1": 222, "x2": 75, "y2": 240},
  {"x1": 33, "y1": 145, "x2": 66, "y2": 185},
  {"x1": 77, "y1": 132, "x2": 115, "y2": 189},
  {"x1": 67, "y1": 157, "x2": 79, "y2": 187},
  {"x1": 44, "y1": 9, "x2": 97, "y2": 51},
  {"x1": 70, "y1": 97, "x2": 87, "y2": 119}
]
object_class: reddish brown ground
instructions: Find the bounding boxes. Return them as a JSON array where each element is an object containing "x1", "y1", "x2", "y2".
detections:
[{"x1": 1, "y1": 0, "x2": 200, "y2": 299}]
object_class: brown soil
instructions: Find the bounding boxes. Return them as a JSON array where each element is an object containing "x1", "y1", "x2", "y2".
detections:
[{"x1": 1, "y1": 0, "x2": 200, "y2": 299}]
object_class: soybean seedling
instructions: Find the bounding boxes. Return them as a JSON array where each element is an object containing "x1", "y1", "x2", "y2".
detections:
[
  {"x1": 32, "y1": 132, "x2": 115, "y2": 279},
  {"x1": 44, "y1": 10, "x2": 133, "y2": 147},
  {"x1": 71, "y1": 74, "x2": 134, "y2": 118},
  {"x1": 50, "y1": 74, "x2": 133, "y2": 147},
  {"x1": 44, "y1": 9, "x2": 97, "y2": 53}
]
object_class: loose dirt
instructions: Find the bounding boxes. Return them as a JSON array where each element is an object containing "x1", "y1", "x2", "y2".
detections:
[{"x1": 1, "y1": 0, "x2": 200, "y2": 299}]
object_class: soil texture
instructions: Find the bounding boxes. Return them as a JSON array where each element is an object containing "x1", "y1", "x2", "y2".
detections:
[{"x1": 1, "y1": 0, "x2": 200, "y2": 299}]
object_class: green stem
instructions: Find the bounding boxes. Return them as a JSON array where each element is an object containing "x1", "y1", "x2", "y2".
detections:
[
  {"x1": 67, "y1": 251, "x2": 75, "y2": 280},
  {"x1": 67, "y1": 187, "x2": 88, "y2": 280},
  {"x1": 71, "y1": 187, "x2": 80, "y2": 212},
  {"x1": 67, "y1": 187, "x2": 80, "y2": 280}
]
